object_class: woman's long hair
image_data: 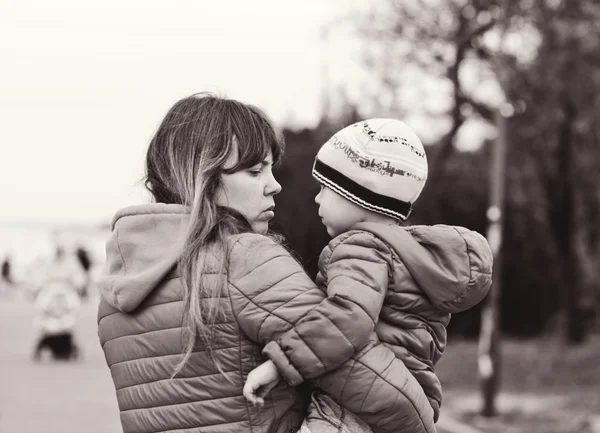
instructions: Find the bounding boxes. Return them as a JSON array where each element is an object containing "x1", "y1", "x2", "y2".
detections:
[{"x1": 144, "y1": 93, "x2": 284, "y2": 375}]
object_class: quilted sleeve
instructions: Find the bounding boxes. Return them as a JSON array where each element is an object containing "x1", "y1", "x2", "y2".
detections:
[
  {"x1": 227, "y1": 234, "x2": 326, "y2": 367},
  {"x1": 316, "y1": 335, "x2": 437, "y2": 433},
  {"x1": 261, "y1": 232, "x2": 392, "y2": 385}
]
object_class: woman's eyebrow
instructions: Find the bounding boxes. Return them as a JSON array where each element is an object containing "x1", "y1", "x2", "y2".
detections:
[{"x1": 261, "y1": 158, "x2": 273, "y2": 166}]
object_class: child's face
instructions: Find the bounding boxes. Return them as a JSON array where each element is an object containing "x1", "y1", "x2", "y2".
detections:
[{"x1": 315, "y1": 185, "x2": 366, "y2": 237}]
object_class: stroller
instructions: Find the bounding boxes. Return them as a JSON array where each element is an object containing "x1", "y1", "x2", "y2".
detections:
[{"x1": 32, "y1": 280, "x2": 81, "y2": 361}]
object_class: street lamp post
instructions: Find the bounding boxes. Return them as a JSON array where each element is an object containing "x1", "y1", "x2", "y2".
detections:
[{"x1": 478, "y1": 105, "x2": 510, "y2": 417}]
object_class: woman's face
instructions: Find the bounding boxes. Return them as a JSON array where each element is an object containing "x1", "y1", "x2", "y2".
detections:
[{"x1": 216, "y1": 152, "x2": 282, "y2": 234}]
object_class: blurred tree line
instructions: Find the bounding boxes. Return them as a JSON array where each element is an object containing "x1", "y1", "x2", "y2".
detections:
[{"x1": 272, "y1": 0, "x2": 600, "y2": 341}]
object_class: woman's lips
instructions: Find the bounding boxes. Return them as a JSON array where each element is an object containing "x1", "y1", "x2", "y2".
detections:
[{"x1": 263, "y1": 205, "x2": 275, "y2": 218}]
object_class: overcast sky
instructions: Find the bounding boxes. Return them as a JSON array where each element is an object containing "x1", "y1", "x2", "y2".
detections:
[{"x1": 1, "y1": 0, "x2": 350, "y2": 224}]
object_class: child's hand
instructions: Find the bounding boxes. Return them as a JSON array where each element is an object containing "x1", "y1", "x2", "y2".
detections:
[{"x1": 243, "y1": 360, "x2": 281, "y2": 406}]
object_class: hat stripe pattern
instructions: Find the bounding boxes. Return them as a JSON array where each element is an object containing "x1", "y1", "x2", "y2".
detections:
[{"x1": 313, "y1": 158, "x2": 412, "y2": 221}]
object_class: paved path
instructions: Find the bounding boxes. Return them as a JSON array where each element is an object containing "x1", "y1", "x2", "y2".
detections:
[
  {"x1": 0, "y1": 296, "x2": 122, "y2": 433},
  {"x1": 437, "y1": 414, "x2": 485, "y2": 433}
]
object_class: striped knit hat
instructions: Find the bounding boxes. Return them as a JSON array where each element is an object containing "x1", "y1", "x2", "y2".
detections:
[{"x1": 312, "y1": 118, "x2": 428, "y2": 221}]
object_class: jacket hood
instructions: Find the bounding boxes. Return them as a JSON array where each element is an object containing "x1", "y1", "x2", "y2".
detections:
[
  {"x1": 353, "y1": 222, "x2": 493, "y2": 313},
  {"x1": 98, "y1": 203, "x2": 188, "y2": 312}
]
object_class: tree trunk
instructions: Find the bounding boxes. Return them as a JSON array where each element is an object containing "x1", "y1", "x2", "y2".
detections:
[{"x1": 556, "y1": 98, "x2": 585, "y2": 344}]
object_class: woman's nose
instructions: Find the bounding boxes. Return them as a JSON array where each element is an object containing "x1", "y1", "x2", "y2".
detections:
[
  {"x1": 314, "y1": 189, "x2": 321, "y2": 205},
  {"x1": 266, "y1": 173, "x2": 282, "y2": 196}
]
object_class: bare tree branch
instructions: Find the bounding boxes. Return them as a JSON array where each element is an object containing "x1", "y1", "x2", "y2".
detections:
[
  {"x1": 462, "y1": 94, "x2": 496, "y2": 122},
  {"x1": 457, "y1": 19, "x2": 498, "y2": 50}
]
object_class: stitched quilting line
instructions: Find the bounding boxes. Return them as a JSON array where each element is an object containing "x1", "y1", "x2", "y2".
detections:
[
  {"x1": 231, "y1": 253, "x2": 293, "y2": 300},
  {"x1": 351, "y1": 356, "x2": 430, "y2": 433},
  {"x1": 100, "y1": 310, "x2": 235, "y2": 346},
  {"x1": 290, "y1": 328, "x2": 328, "y2": 379},
  {"x1": 453, "y1": 226, "x2": 473, "y2": 280},
  {"x1": 116, "y1": 369, "x2": 239, "y2": 392},
  {"x1": 361, "y1": 230, "x2": 396, "y2": 282},
  {"x1": 120, "y1": 393, "x2": 241, "y2": 413},
  {"x1": 125, "y1": 418, "x2": 248, "y2": 433},
  {"x1": 253, "y1": 269, "x2": 306, "y2": 304},
  {"x1": 228, "y1": 237, "x2": 314, "y2": 337},
  {"x1": 329, "y1": 231, "x2": 392, "y2": 264},
  {"x1": 247, "y1": 270, "x2": 309, "y2": 336},
  {"x1": 109, "y1": 345, "x2": 239, "y2": 368},
  {"x1": 255, "y1": 283, "x2": 321, "y2": 340},
  {"x1": 317, "y1": 275, "x2": 377, "y2": 325},
  {"x1": 253, "y1": 268, "x2": 305, "y2": 300},
  {"x1": 230, "y1": 252, "x2": 282, "y2": 285},
  {"x1": 99, "y1": 299, "x2": 183, "y2": 324},
  {"x1": 229, "y1": 281, "x2": 294, "y2": 330},
  {"x1": 360, "y1": 373, "x2": 378, "y2": 412},
  {"x1": 102, "y1": 325, "x2": 182, "y2": 350},
  {"x1": 237, "y1": 324, "x2": 254, "y2": 433},
  {"x1": 338, "y1": 359, "x2": 356, "y2": 400},
  {"x1": 102, "y1": 318, "x2": 236, "y2": 350}
]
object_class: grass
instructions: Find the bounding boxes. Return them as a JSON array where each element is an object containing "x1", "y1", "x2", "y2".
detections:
[{"x1": 436, "y1": 333, "x2": 600, "y2": 433}]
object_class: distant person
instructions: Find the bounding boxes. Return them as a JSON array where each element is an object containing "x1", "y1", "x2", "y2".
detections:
[
  {"x1": 244, "y1": 119, "x2": 494, "y2": 433},
  {"x1": 1, "y1": 257, "x2": 12, "y2": 284},
  {"x1": 75, "y1": 246, "x2": 92, "y2": 300},
  {"x1": 97, "y1": 94, "x2": 428, "y2": 433},
  {"x1": 0, "y1": 256, "x2": 15, "y2": 298}
]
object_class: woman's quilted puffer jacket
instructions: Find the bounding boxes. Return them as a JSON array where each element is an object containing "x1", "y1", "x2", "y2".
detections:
[
  {"x1": 97, "y1": 204, "x2": 442, "y2": 433},
  {"x1": 261, "y1": 221, "x2": 493, "y2": 426}
]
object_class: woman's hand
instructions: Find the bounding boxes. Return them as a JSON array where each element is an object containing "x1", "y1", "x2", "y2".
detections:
[{"x1": 243, "y1": 360, "x2": 281, "y2": 406}]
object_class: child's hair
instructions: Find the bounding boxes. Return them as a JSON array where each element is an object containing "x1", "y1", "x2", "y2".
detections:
[{"x1": 312, "y1": 118, "x2": 427, "y2": 221}]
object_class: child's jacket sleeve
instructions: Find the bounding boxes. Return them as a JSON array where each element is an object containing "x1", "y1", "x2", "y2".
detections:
[
  {"x1": 227, "y1": 233, "x2": 390, "y2": 378},
  {"x1": 262, "y1": 232, "x2": 391, "y2": 384},
  {"x1": 228, "y1": 233, "x2": 382, "y2": 380}
]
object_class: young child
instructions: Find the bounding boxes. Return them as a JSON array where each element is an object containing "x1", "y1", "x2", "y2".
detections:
[
  {"x1": 244, "y1": 119, "x2": 493, "y2": 433},
  {"x1": 33, "y1": 279, "x2": 81, "y2": 361},
  {"x1": 32, "y1": 247, "x2": 84, "y2": 361}
]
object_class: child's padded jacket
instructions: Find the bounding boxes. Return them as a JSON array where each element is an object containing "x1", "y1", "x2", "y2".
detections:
[{"x1": 262, "y1": 222, "x2": 493, "y2": 425}]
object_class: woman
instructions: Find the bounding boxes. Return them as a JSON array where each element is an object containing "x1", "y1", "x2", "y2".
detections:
[{"x1": 97, "y1": 94, "x2": 432, "y2": 433}]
